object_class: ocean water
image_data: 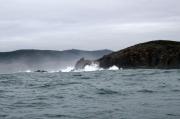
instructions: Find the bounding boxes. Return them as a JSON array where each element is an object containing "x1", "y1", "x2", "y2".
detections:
[{"x1": 0, "y1": 69, "x2": 180, "y2": 119}]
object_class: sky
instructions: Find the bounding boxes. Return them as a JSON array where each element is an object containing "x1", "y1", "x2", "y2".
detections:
[{"x1": 0, "y1": 0, "x2": 180, "y2": 51}]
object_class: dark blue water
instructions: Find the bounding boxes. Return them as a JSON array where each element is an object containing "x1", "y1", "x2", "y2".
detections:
[{"x1": 0, "y1": 69, "x2": 180, "y2": 119}]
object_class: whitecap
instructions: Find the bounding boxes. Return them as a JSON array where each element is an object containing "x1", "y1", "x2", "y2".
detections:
[
  {"x1": 60, "y1": 64, "x2": 121, "y2": 72},
  {"x1": 108, "y1": 65, "x2": 119, "y2": 70},
  {"x1": 25, "y1": 70, "x2": 32, "y2": 73},
  {"x1": 75, "y1": 63, "x2": 103, "y2": 72},
  {"x1": 61, "y1": 66, "x2": 74, "y2": 72}
]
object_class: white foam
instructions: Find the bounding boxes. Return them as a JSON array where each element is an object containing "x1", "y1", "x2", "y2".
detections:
[
  {"x1": 25, "y1": 70, "x2": 32, "y2": 73},
  {"x1": 25, "y1": 64, "x2": 121, "y2": 73},
  {"x1": 108, "y1": 65, "x2": 119, "y2": 70},
  {"x1": 49, "y1": 70, "x2": 59, "y2": 73},
  {"x1": 61, "y1": 66, "x2": 74, "y2": 72},
  {"x1": 59, "y1": 63, "x2": 103, "y2": 72},
  {"x1": 59, "y1": 64, "x2": 121, "y2": 72},
  {"x1": 77, "y1": 63, "x2": 103, "y2": 72}
]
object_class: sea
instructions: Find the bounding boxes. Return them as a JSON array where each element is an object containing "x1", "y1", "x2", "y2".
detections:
[{"x1": 0, "y1": 68, "x2": 180, "y2": 119}]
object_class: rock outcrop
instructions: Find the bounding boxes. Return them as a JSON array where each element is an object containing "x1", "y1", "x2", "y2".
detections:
[
  {"x1": 74, "y1": 58, "x2": 94, "y2": 70},
  {"x1": 35, "y1": 70, "x2": 48, "y2": 73},
  {"x1": 98, "y1": 40, "x2": 180, "y2": 69}
]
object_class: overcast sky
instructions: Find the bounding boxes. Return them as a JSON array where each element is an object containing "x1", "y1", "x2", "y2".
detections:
[{"x1": 0, "y1": 0, "x2": 180, "y2": 51}]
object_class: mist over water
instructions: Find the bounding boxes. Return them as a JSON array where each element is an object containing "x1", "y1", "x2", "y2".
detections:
[
  {"x1": 0, "y1": 49, "x2": 112, "y2": 74},
  {"x1": 0, "y1": 69, "x2": 180, "y2": 119}
]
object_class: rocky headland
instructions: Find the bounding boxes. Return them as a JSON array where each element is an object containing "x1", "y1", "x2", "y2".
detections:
[{"x1": 98, "y1": 40, "x2": 180, "y2": 69}]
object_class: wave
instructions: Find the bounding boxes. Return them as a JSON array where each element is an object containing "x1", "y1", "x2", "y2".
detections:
[
  {"x1": 137, "y1": 89, "x2": 156, "y2": 93},
  {"x1": 75, "y1": 63, "x2": 103, "y2": 72},
  {"x1": 61, "y1": 64, "x2": 120, "y2": 72},
  {"x1": 96, "y1": 88, "x2": 119, "y2": 95},
  {"x1": 17, "y1": 64, "x2": 121, "y2": 73},
  {"x1": 108, "y1": 65, "x2": 119, "y2": 70},
  {"x1": 61, "y1": 66, "x2": 74, "y2": 72},
  {"x1": 17, "y1": 70, "x2": 32, "y2": 73}
]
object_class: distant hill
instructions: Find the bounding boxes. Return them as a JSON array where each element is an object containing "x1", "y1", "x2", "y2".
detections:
[
  {"x1": 0, "y1": 49, "x2": 112, "y2": 73},
  {"x1": 98, "y1": 40, "x2": 180, "y2": 69}
]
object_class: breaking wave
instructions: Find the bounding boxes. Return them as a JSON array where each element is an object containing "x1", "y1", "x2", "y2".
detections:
[
  {"x1": 18, "y1": 64, "x2": 121, "y2": 73},
  {"x1": 61, "y1": 66, "x2": 74, "y2": 72},
  {"x1": 75, "y1": 63, "x2": 103, "y2": 72},
  {"x1": 108, "y1": 65, "x2": 119, "y2": 70},
  {"x1": 25, "y1": 70, "x2": 32, "y2": 73},
  {"x1": 60, "y1": 64, "x2": 120, "y2": 72}
]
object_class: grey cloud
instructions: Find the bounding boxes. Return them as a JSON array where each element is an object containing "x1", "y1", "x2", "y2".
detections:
[{"x1": 0, "y1": 0, "x2": 180, "y2": 51}]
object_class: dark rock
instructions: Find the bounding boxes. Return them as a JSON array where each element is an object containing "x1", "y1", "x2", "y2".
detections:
[
  {"x1": 74, "y1": 58, "x2": 93, "y2": 69},
  {"x1": 35, "y1": 70, "x2": 48, "y2": 73},
  {"x1": 98, "y1": 40, "x2": 180, "y2": 69}
]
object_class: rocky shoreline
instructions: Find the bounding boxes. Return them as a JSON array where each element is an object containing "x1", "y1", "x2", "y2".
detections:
[
  {"x1": 98, "y1": 40, "x2": 180, "y2": 69},
  {"x1": 75, "y1": 40, "x2": 180, "y2": 69}
]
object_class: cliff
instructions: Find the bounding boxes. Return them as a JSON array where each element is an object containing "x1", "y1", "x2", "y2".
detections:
[{"x1": 98, "y1": 40, "x2": 180, "y2": 69}]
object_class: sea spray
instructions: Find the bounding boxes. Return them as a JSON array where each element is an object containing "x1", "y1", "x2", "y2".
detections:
[
  {"x1": 61, "y1": 66, "x2": 74, "y2": 72},
  {"x1": 60, "y1": 64, "x2": 120, "y2": 72},
  {"x1": 108, "y1": 65, "x2": 119, "y2": 70},
  {"x1": 18, "y1": 65, "x2": 121, "y2": 73},
  {"x1": 76, "y1": 63, "x2": 103, "y2": 72},
  {"x1": 25, "y1": 70, "x2": 32, "y2": 73}
]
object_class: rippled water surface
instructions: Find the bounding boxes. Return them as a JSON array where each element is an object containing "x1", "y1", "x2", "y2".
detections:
[{"x1": 0, "y1": 69, "x2": 180, "y2": 119}]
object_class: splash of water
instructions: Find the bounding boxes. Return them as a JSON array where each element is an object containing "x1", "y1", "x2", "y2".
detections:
[
  {"x1": 19, "y1": 64, "x2": 120, "y2": 73},
  {"x1": 60, "y1": 64, "x2": 120, "y2": 72},
  {"x1": 25, "y1": 70, "x2": 32, "y2": 73},
  {"x1": 108, "y1": 65, "x2": 119, "y2": 70},
  {"x1": 61, "y1": 66, "x2": 74, "y2": 72},
  {"x1": 76, "y1": 63, "x2": 103, "y2": 72}
]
